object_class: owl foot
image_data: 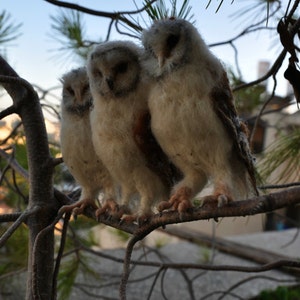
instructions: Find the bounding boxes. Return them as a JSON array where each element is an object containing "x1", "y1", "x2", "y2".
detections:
[
  {"x1": 96, "y1": 200, "x2": 130, "y2": 221},
  {"x1": 200, "y1": 194, "x2": 232, "y2": 208},
  {"x1": 95, "y1": 198, "x2": 118, "y2": 220},
  {"x1": 58, "y1": 198, "x2": 98, "y2": 217},
  {"x1": 120, "y1": 211, "x2": 153, "y2": 226},
  {"x1": 157, "y1": 187, "x2": 193, "y2": 219}
]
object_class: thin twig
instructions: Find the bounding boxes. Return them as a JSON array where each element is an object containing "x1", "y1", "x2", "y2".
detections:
[
  {"x1": 44, "y1": 0, "x2": 157, "y2": 32},
  {"x1": 32, "y1": 212, "x2": 64, "y2": 299},
  {"x1": 0, "y1": 208, "x2": 38, "y2": 248},
  {"x1": 52, "y1": 212, "x2": 71, "y2": 299},
  {"x1": 0, "y1": 212, "x2": 22, "y2": 223},
  {"x1": 259, "y1": 182, "x2": 300, "y2": 189}
]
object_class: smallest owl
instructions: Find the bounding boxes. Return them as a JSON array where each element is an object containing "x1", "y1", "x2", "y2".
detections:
[{"x1": 59, "y1": 67, "x2": 116, "y2": 217}]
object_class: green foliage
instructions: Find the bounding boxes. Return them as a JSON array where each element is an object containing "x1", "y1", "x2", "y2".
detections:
[
  {"x1": 0, "y1": 224, "x2": 28, "y2": 275},
  {"x1": 109, "y1": 227, "x2": 131, "y2": 243},
  {"x1": 258, "y1": 128, "x2": 300, "y2": 184},
  {"x1": 0, "y1": 224, "x2": 28, "y2": 297},
  {"x1": 255, "y1": 285, "x2": 300, "y2": 300},
  {"x1": 0, "y1": 10, "x2": 22, "y2": 46},
  {"x1": 199, "y1": 247, "x2": 211, "y2": 263},
  {"x1": 50, "y1": 9, "x2": 98, "y2": 63},
  {"x1": 144, "y1": 0, "x2": 194, "y2": 22},
  {"x1": 229, "y1": 0, "x2": 282, "y2": 26},
  {"x1": 57, "y1": 256, "x2": 79, "y2": 300},
  {"x1": 228, "y1": 68, "x2": 265, "y2": 114},
  {"x1": 0, "y1": 141, "x2": 29, "y2": 210},
  {"x1": 58, "y1": 225, "x2": 100, "y2": 300}
]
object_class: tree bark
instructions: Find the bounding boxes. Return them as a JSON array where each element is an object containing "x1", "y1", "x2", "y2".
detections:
[{"x1": 0, "y1": 56, "x2": 58, "y2": 300}]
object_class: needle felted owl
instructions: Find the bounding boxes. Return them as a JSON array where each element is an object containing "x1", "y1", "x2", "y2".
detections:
[
  {"x1": 87, "y1": 41, "x2": 176, "y2": 222},
  {"x1": 142, "y1": 18, "x2": 258, "y2": 213},
  {"x1": 59, "y1": 67, "x2": 116, "y2": 217}
]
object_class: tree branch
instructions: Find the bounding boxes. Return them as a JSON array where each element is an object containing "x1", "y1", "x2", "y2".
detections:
[
  {"x1": 0, "y1": 55, "x2": 57, "y2": 300},
  {"x1": 44, "y1": 0, "x2": 157, "y2": 32}
]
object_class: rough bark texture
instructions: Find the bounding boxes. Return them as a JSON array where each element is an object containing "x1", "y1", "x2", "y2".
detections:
[{"x1": 0, "y1": 56, "x2": 58, "y2": 300}]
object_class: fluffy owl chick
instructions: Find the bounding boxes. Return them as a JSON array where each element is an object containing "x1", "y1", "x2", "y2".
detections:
[
  {"x1": 87, "y1": 41, "x2": 170, "y2": 223},
  {"x1": 142, "y1": 19, "x2": 258, "y2": 213},
  {"x1": 59, "y1": 67, "x2": 116, "y2": 217}
]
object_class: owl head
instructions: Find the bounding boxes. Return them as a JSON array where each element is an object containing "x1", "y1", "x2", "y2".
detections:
[
  {"x1": 61, "y1": 67, "x2": 92, "y2": 115},
  {"x1": 142, "y1": 18, "x2": 207, "y2": 77},
  {"x1": 87, "y1": 41, "x2": 142, "y2": 99}
]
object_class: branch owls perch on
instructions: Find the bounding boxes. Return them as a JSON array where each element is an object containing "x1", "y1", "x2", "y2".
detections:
[{"x1": 59, "y1": 18, "x2": 258, "y2": 224}]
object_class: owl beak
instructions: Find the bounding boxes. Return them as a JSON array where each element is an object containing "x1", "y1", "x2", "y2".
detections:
[
  {"x1": 106, "y1": 77, "x2": 114, "y2": 91},
  {"x1": 157, "y1": 54, "x2": 165, "y2": 68},
  {"x1": 75, "y1": 89, "x2": 82, "y2": 104}
]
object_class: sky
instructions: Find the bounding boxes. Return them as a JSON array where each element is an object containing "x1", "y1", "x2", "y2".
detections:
[{"x1": 0, "y1": 0, "x2": 293, "y2": 112}]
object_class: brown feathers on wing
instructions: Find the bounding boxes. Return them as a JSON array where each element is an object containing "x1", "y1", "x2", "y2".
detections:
[
  {"x1": 210, "y1": 70, "x2": 258, "y2": 196},
  {"x1": 133, "y1": 110, "x2": 182, "y2": 190}
]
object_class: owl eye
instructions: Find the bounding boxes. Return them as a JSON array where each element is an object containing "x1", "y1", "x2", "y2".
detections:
[
  {"x1": 66, "y1": 86, "x2": 75, "y2": 96},
  {"x1": 93, "y1": 69, "x2": 103, "y2": 78},
  {"x1": 81, "y1": 84, "x2": 89, "y2": 96},
  {"x1": 115, "y1": 62, "x2": 128, "y2": 74},
  {"x1": 166, "y1": 34, "x2": 180, "y2": 51}
]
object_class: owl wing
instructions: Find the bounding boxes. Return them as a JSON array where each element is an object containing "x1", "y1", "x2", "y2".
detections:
[
  {"x1": 210, "y1": 71, "x2": 258, "y2": 196},
  {"x1": 133, "y1": 110, "x2": 182, "y2": 189}
]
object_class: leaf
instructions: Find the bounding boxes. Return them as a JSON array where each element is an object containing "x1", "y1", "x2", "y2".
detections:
[
  {"x1": 50, "y1": 9, "x2": 98, "y2": 63},
  {"x1": 258, "y1": 128, "x2": 300, "y2": 184},
  {"x1": 144, "y1": 0, "x2": 194, "y2": 22},
  {"x1": 0, "y1": 10, "x2": 22, "y2": 46}
]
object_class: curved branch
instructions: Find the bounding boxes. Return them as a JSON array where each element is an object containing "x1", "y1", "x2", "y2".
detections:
[
  {"x1": 52, "y1": 212, "x2": 71, "y2": 299},
  {"x1": 0, "y1": 212, "x2": 22, "y2": 223},
  {"x1": 0, "y1": 105, "x2": 17, "y2": 119},
  {"x1": 44, "y1": 0, "x2": 157, "y2": 32},
  {"x1": 0, "y1": 75, "x2": 36, "y2": 94},
  {"x1": 0, "y1": 208, "x2": 38, "y2": 248}
]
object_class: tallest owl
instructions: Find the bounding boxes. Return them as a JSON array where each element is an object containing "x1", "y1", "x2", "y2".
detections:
[{"x1": 142, "y1": 19, "x2": 258, "y2": 213}]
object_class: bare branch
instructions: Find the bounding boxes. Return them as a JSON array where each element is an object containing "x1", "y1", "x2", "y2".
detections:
[
  {"x1": 0, "y1": 207, "x2": 38, "y2": 248},
  {"x1": 0, "y1": 148, "x2": 29, "y2": 180},
  {"x1": 44, "y1": 0, "x2": 158, "y2": 32},
  {"x1": 52, "y1": 212, "x2": 71, "y2": 299},
  {"x1": 0, "y1": 212, "x2": 22, "y2": 222}
]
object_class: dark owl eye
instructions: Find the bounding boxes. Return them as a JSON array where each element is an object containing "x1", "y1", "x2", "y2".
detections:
[
  {"x1": 115, "y1": 62, "x2": 128, "y2": 74},
  {"x1": 93, "y1": 69, "x2": 102, "y2": 78},
  {"x1": 66, "y1": 86, "x2": 74, "y2": 96},
  {"x1": 166, "y1": 34, "x2": 180, "y2": 50},
  {"x1": 81, "y1": 84, "x2": 89, "y2": 96}
]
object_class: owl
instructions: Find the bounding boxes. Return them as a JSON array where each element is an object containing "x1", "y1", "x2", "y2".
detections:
[
  {"x1": 142, "y1": 18, "x2": 258, "y2": 213},
  {"x1": 87, "y1": 41, "x2": 177, "y2": 223},
  {"x1": 59, "y1": 67, "x2": 117, "y2": 218}
]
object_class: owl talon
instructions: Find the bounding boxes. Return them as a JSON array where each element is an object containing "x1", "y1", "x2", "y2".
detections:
[
  {"x1": 96, "y1": 199, "x2": 129, "y2": 221},
  {"x1": 157, "y1": 200, "x2": 173, "y2": 212},
  {"x1": 200, "y1": 194, "x2": 232, "y2": 207},
  {"x1": 217, "y1": 194, "x2": 229, "y2": 207},
  {"x1": 120, "y1": 214, "x2": 136, "y2": 224},
  {"x1": 59, "y1": 199, "x2": 98, "y2": 217},
  {"x1": 158, "y1": 186, "x2": 193, "y2": 213},
  {"x1": 120, "y1": 211, "x2": 153, "y2": 226}
]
